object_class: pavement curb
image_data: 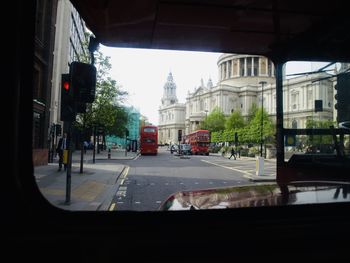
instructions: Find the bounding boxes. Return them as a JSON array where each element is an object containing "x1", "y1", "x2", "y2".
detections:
[
  {"x1": 243, "y1": 174, "x2": 276, "y2": 182},
  {"x1": 98, "y1": 165, "x2": 127, "y2": 211}
]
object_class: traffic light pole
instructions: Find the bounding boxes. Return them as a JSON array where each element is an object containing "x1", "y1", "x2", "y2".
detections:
[{"x1": 64, "y1": 121, "x2": 73, "y2": 205}]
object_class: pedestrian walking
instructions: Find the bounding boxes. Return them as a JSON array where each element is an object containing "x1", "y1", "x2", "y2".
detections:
[
  {"x1": 228, "y1": 147, "x2": 236, "y2": 160},
  {"x1": 83, "y1": 141, "x2": 88, "y2": 154},
  {"x1": 56, "y1": 132, "x2": 68, "y2": 171}
]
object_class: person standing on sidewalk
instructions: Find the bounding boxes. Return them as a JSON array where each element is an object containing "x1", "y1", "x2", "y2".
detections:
[
  {"x1": 83, "y1": 140, "x2": 88, "y2": 154},
  {"x1": 56, "y1": 132, "x2": 68, "y2": 171},
  {"x1": 228, "y1": 147, "x2": 236, "y2": 160}
]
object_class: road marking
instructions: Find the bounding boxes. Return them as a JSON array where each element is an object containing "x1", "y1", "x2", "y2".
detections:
[
  {"x1": 195, "y1": 182, "x2": 199, "y2": 184},
  {"x1": 121, "y1": 166, "x2": 130, "y2": 179},
  {"x1": 135, "y1": 201, "x2": 141, "y2": 204},
  {"x1": 109, "y1": 203, "x2": 116, "y2": 211},
  {"x1": 156, "y1": 201, "x2": 162, "y2": 204},
  {"x1": 116, "y1": 190, "x2": 126, "y2": 197},
  {"x1": 201, "y1": 159, "x2": 254, "y2": 176}
]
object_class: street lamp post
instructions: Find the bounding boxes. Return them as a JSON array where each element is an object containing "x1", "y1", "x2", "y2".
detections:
[{"x1": 259, "y1": 81, "x2": 267, "y2": 157}]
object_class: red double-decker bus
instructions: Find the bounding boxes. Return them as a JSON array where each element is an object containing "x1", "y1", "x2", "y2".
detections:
[
  {"x1": 185, "y1": 130, "x2": 210, "y2": 155},
  {"x1": 140, "y1": 125, "x2": 158, "y2": 155}
]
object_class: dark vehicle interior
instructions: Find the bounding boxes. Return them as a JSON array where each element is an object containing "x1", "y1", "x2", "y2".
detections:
[{"x1": 9, "y1": 0, "x2": 350, "y2": 261}]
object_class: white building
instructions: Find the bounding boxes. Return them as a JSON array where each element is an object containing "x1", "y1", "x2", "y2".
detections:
[
  {"x1": 159, "y1": 54, "x2": 335, "y2": 141},
  {"x1": 158, "y1": 73, "x2": 186, "y2": 144},
  {"x1": 185, "y1": 54, "x2": 276, "y2": 134},
  {"x1": 50, "y1": 0, "x2": 88, "y2": 127}
]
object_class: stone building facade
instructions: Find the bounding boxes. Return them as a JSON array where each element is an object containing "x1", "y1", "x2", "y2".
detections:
[
  {"x1": 185, "y1": 54, "x2": 276, "y2": 134},
  {"x1": 158, "y1": 73, "x2": 186, "y2": 145},
  {"x1": 160, "y1": 53, "x2": 335, "y2": 141}
]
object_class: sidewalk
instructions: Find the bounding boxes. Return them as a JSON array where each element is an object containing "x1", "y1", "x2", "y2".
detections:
[
  {"x1": 34, "y1": 148, "x2": 139, "y2": 211},
  {"x1": 210, "y1": 152, "x2": 276, "y2": 182}
]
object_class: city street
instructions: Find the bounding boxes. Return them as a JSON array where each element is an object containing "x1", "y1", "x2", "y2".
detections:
[{"x1": 110, "y1": 146, "x2": 276, "y2": 211}]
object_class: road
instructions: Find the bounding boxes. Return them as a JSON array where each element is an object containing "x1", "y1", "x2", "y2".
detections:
[{"x1": 109, "y1": 147, "x2": 276, "y2": 211}]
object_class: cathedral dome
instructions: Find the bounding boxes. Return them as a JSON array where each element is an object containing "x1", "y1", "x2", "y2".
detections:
[{"x1": 217, "y1": 53, "x2": 275, "y2": 87}]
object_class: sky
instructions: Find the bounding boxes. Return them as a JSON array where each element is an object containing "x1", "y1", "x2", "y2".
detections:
[
  {"x1": 99, "y1": 45, "x2": 336, "y2": 125},
  {"x1": 99, "y1": 45, "x2": 220, "y2": 125}
]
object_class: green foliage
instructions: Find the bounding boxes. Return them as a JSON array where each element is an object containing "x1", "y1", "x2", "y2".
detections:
[
  {"x1": 210, "y1": 131, "x2": 222, "y2": 143},
  {"x1": 225, "y1": 110, "x2": 245, "y2": 130},
  {"x1": 245, "y1": 108, "x2": 274, "y2": 143},
  {"x1": 306, "y1": 119, "x2": 335, "y2": 145},
  {"x1": 247, "y1": 103, "x2": 258, "y2": 123},
  {"x1": 74, "y1": 33, "x2": 128, "y2": 137},
  {"x1": 200, "y1": 107, "x2": 226, "y2": 132},
  {"x1": 209, "y1": 107, "x2": 275, "y2": 146}
]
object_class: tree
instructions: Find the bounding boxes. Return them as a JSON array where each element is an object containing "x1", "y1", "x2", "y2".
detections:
[
  {"x1": 225, "y1": 110, "x2": 245, "y2": 130},
  {"x1": 246, "y1": 108, "x2": 274, "y2": 144},
  {"x1": 247, "y1": 103, "x2": 258, "y2": 123},
  {"x1": 74, "y1": 34, "x2": 128, "y2": 139},
  {"x1": 306, "y1": 119, "x2": 335, "y2": 146},
  {"x1": 200, "y1": 107, "x2": 226, "y2": 132}
]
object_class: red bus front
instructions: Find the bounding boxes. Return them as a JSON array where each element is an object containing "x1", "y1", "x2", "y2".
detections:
[
  {"x1": 140, "y1": 125, "x2": 158, "y2": 155},
  {"x1": 188, "y1": 130, "x2": 210, "y2": 155}
]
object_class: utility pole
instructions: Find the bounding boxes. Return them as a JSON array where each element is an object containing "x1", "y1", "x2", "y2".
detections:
[{"x1": 259, "y1": 81, "x2": 267, "y2": 157}]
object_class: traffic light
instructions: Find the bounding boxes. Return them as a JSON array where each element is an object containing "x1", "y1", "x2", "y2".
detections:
[
  {"x1": 70, "y1": 61, "x2": 96, "y2": 104},
  {"x1": 60, "y1": 74, "x2": 76, "y2": 121},
  {"x1": 178, "y1": 130, "x2": 182, "y2": 142},
  {"x1": 334, "y1": 72, "x2": 350, "y2": 123}
]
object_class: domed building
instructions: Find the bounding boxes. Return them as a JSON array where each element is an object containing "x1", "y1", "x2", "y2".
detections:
[
  {"x1": 160, "y1": 54, "x2": 335, "y2": 142},
  {"x1": 185, "y1": 54, "x2": 276, "y2": 134}
]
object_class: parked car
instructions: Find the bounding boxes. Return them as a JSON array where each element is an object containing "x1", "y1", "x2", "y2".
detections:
[{"x1": 179, "y1": 144, "x2": 192, "y2": 155}]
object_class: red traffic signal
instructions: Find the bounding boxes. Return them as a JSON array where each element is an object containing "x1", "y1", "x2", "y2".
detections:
[
  {"x1": 60, "y1": 74, "x2": 76, "y2": 122},
  {"x1": 63, "y1": 81, "x2": 70, "y2": 91}
]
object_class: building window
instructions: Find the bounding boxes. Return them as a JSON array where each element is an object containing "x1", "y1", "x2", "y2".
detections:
[
  {"x1": 240, "y1": 58, "x2": 245, "y2": 76},
  {"x1": 291, "y1": 92, "x2": 299, "y2": 110},
  {"x1": 222, "y1": 63, "x2": 226, "y2": 79},
  {"x1": 227, "y1": 61, "x2": 231, "y2": 78},
  {"x1": 253, "y1": 57, "x2": 258, "y2": 76},
  {"x1": 260, "y1": 58, "x2": 267, "y2": 75},
  {"x1": 247, "y1": 57, "x2": 252, "y2": 76},
  {"x1": 232, "y1": 59, "x2": 238, "y2": 76}
]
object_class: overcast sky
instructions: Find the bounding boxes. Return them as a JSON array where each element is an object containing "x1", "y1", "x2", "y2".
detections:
[
  {"x1": 99, "y1": 45, "x2": 335, "y2": 125},
  {"x1": 100, "y1": 45, "x2": 220, "y2": 125}
]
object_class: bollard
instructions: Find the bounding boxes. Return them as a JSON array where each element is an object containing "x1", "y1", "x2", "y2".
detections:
[
  {"x1": 256, "y1": 156, "x2": 264, "y2": 176},
  {"x1": 108, "y1": 148, "x2": 111, "y2": 159}
]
